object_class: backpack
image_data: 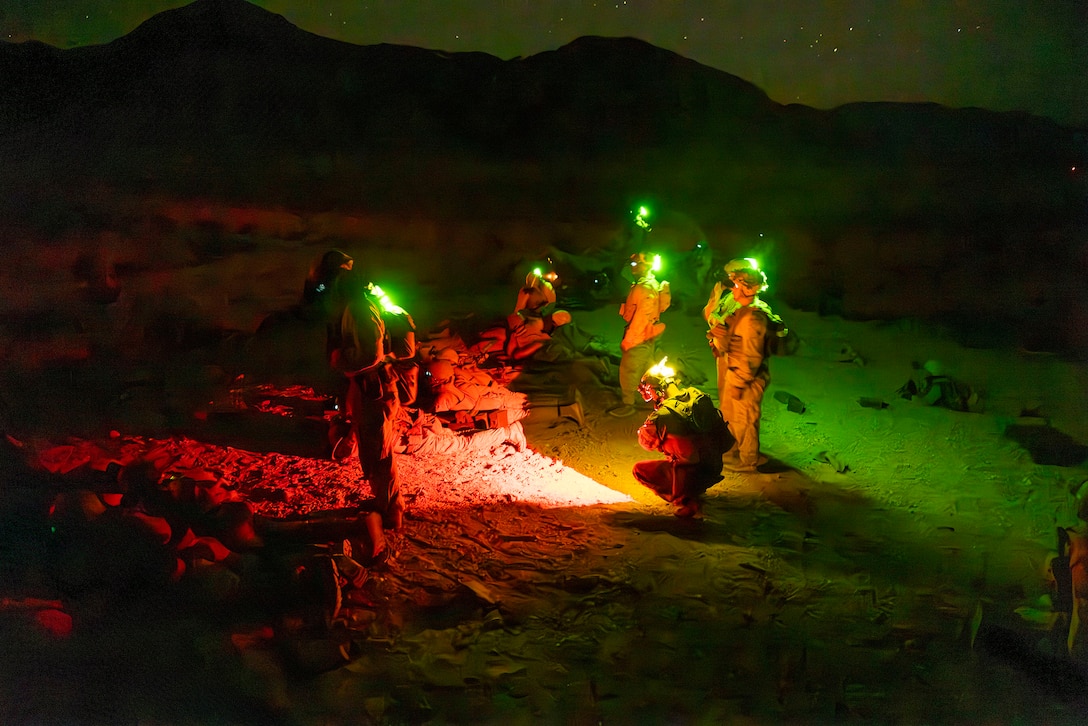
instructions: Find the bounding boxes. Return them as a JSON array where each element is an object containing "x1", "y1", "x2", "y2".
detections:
[
  {"x1": 750, "y1": 299, "x2": 795, "y2": 356},
  {"x1": 661, "y1": 388, "x2": 734, "y2": 451}
]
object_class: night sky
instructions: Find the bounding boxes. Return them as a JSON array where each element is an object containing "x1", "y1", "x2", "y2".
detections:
[{"x1": 3, "y1": 0, "x2": 1086, "y2": 128}]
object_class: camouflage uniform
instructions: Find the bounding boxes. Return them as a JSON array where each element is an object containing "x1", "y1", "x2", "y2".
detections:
[
  {"x1": 618, "y1": 270, "x2": 670, "y2": 406},
  {"x1": 716, "y1": 304, "x2": 769, "y2": 470},
  {"x1": 331, "y1": 288, "x2": 403, "y2": 529},
  {"x1": 633, "y1": 387, "x2": 733, "y2": 513}
]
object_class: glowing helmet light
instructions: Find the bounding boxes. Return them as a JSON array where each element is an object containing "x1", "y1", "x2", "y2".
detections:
[{"x1": 638, "y1": 356, "x2": 678, "y2": 403}]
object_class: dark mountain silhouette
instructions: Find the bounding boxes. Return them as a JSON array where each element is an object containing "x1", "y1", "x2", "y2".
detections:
[
  {"x1": 1, "y1": 0, "x2": 1083, "y2": 227},
  {"x1": 0, "y1": 1, "x2": 783, "y2": 161},
  {"x1": 0, "y1": 0, "x2": 1086, "y2": 356}
]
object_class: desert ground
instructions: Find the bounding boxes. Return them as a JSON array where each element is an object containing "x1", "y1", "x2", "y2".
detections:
[{"x1": 1, "y1": 212, "x2": 1087, "y2": 725}]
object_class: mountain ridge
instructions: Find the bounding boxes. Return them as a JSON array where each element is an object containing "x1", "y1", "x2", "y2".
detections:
[{"x1": 0, "y1": 0, "x2": 1083, "y2": 230}]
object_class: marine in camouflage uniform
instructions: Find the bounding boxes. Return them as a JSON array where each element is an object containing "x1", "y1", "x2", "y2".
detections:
[
  {"x1": 708, "y1": 261, "x2": 772, "y2": 472},
  {"x1": 615, "y1": 253, "x2": 671, "y2": 415},
  {"x1": 329, "y1": 272, "x2": 410, "y2": 530},
  {"x1": 632, "y1": 366, "x2": 734, "y2": 518}
]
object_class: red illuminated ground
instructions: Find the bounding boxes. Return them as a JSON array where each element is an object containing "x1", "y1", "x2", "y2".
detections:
[{"x1": 2, "y1": 228, "x2": 1087, "y2": 724}]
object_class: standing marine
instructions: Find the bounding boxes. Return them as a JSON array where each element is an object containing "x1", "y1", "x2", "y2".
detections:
[
  {"x1": 709, "y1": 259, "x2": 773, "y2": 472},
  {"x1": 329, "y1": 270, "x2": 413, "y2": 543},
  {"x1": 613, "y1": 252, "x2": 671, "y2": 417}
]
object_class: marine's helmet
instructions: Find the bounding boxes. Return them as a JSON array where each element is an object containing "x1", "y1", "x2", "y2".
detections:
[
  {"x1": 526, "y1": 267, "x2": 558, "y2": 287},
  {"x1": 628, "y1": 252, "x2": 652, "y2": 274},
  {"x1": 725, "y1": 257, "x2": 768, "y2": 294},
  {"x1": 303, "y1": 249, "x2": 355, "y2": 304},
  {"x1": 426, "y1": 360, "x2": 455, "y2": 390},
  {"x1": 637, "y1": 357, "x2": 679, "y2": 405},
  {"x1": 322, "y1": 249, "x2": 354, "y2": 272},
  {"x1": 723, "y1": 258, "x2": 752, "y2": 276}
]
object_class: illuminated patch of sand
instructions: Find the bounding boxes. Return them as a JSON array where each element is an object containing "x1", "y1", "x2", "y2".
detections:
[{"x1": 399, "y1": 447, "x2": 632, "y2": 510}]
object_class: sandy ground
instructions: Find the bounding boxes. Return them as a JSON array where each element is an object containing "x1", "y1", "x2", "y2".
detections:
[{"x1": 2, "y1": 257, "x2": 1088, "y2": 724}]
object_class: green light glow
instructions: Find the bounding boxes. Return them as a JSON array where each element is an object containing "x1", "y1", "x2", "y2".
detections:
[
  {"x1": 652, "y1": 254, "x2": 662, "y2": 272},
  {"x1": 368, "y1": 283, "x2": 406, "y2": 315}
]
